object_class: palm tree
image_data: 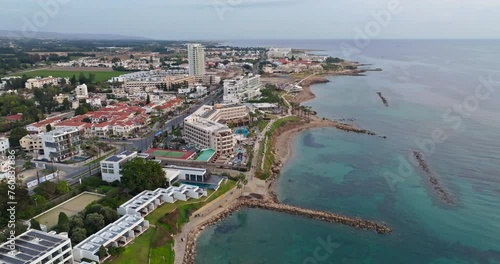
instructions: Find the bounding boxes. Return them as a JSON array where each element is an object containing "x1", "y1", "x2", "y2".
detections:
[{"x1": 238, "y1": 173, "x2": 248, "y2": 194}]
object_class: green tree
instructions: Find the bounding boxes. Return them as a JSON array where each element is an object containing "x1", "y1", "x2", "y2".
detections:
[
  {"x1": 70, "y1": 215, "x2": 85, "y2": 229},
  {"x1": 121, "y1": 158, "x2": 166, "y2": 194},
  {"x1": 98, "y1": 246, "x2": 108, "y2": 259},
  {"x1": 30, "y1": 219, "x2": 42, "y2": 230},
  {"x1": 46, "y1": 124, "x2": 52, "y2": 132},
  {"x1": 70, "y1": 75, "x2": 77, "y2": 85},
  {"x1": 62, "y1": 98, "x2": 71, "y2": 110},
  {"x1": 78, "y1": 73, "x2": 87, "y2": 84},
  {"x1": 31, "y1": 194, "x2": 46, "y2": 207},
  {"x1": 84, "y1": 213, "x2": 105, "y2": 234},
  {"x1": 85, "y1": 204, "x2": 118, "y2": 224},
  {"x1": 146, "y1": 94, "x2": 151, "y2": 104},
  {"x1": 75, "y1": 106, "x2": 89, "y2": 116},
  {"x1": 325, "y1": 57, "x2": 343, "y2": 64},
  {"x1": 34, "y1": 181, "x2": 57, "y2": 199},
  {"x1": 56, "y1": 181, "x2": 70, "y2": 195},
  {"x1": 23, "y1": 161, "x2": 34, "y2": 170},
  {"x1": 57, "y1": 212, "x2": 70, "y2": 233},
  {"x1": 70, "y1": 227, "x2": 87, "y2": 244},
  {"x1": 9, "y1": 127, "x2": 28, "y2": 147}
]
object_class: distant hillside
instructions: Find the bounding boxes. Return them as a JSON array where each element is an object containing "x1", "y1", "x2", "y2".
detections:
[{"x1": 0, "y1": 30, "x2": 150, "y2": 40}]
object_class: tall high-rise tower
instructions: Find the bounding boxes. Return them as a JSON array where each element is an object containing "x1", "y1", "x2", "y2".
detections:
[{"x1": 187, "y1": 44, "x2": 206, "y2": 76}]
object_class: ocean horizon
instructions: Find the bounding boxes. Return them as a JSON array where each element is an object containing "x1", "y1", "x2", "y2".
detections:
[{"x1": 195, "y1": 39, "x2": 500, "y2": 264}]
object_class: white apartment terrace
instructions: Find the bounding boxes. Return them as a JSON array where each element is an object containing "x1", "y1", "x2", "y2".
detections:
[{"x1": 117, "y1": 185, "x2": 207, "y2": 217}]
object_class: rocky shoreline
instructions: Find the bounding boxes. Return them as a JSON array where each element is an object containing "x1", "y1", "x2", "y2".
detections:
[
  {"x1": 376, "y1": 92, "x2": 389, "y2": 107},
  {"x1": 413, "y1": 151, "x2": 455, "y2": 204},
  {"x1": 182, "y1": 196, "x2": 392, "y2": 264}
]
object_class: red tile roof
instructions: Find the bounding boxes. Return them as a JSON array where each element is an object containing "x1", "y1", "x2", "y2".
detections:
[
  {"x1": 5, "y1": 113, "x2": 23, "y2": 121},
  {"x1": 29, "y1": 116, "x2": 61, "y2": 128}
]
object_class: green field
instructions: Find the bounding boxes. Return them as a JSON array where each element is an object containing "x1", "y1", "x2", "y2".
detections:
[{"x1": 20, "y1": 70, "x2": 129, "y2": 83}]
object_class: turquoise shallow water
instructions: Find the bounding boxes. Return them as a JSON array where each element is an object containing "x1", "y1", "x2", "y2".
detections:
[{"x1": 196, "y1": 40, "x2": 500, "y2": 263}]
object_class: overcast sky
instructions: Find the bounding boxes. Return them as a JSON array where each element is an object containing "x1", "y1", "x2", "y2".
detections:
[{"x1": 1, "y1": 0, "x2": 499, "y2": 39}]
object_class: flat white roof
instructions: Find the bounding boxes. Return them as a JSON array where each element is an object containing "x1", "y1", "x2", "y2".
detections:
[
  {"x1": 163, "y1": 168, "x2": 180, "y2": 181},
  {"x1": 164, "y1": 165, "x2": 206, "y2": 173},
  {"x1": 74, "y1": 214, "x2": 144, "y2": 253},
  {"x1": 117, "y1": 190, "x2": 161, "y2": 213},
  {"x1": 118, "y1": 184, "x2": 205, "y2": 214}
]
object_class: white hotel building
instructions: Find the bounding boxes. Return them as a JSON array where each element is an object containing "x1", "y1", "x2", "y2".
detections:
[
  {"x1": 0, "y1": 229, "x2": 74, "y2": 264},
  {"x1": 223, "y1": 74, "x2": 262, "y2": 103},
  {"x1": 183, "y1": 104, "x2": 248, "y2": 154}
]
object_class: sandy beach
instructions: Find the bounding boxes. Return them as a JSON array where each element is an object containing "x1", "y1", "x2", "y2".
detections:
[{"x1": 275, "y1": 117, "x2": 337, "y2": 167}]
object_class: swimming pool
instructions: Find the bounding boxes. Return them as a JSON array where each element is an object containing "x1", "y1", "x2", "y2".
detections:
[
  {"x1": 181, "y1": 181, "x2": 219, "y2": 190},
  {"x1": 234, "y1": 128, "x2": 249, "y2": 137}
]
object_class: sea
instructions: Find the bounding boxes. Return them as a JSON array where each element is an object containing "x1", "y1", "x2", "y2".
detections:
[{"x1": 195, "y1": 40, "x2": 500, "y2": 264}]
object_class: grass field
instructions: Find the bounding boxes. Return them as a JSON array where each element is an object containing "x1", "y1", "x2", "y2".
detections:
[
  {"x1": 35, "y1": 192, "x2": 104, "y2": 229},
  {"x1": 20, "y1": 70, "x2": 128, "y2": 83}
]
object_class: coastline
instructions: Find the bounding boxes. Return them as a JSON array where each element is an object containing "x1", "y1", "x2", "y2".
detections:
[{"x1": 178, "y1": 67, "x2": 387, "y2": 264}]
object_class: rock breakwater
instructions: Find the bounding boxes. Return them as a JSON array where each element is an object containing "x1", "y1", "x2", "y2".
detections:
[
  {"x1": 413, "y1": 151, "x2": 454, "y2": 204},
  {"x1": 182, "y1": 197, "x2": 392, "y2": 264},
  {"x1": 377, "y1": 92, "x2": 389, "y2": 107}
]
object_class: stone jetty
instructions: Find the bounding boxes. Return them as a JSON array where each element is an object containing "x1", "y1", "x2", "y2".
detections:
[
  {"x1": 376, "y1": 92, "x2": 389, "y2": 107},
  {"x1": 332, "y1": 121, "x2": 385, "y2": 138},
  {"x1": 413, "y1": 151, "x2": 454, "y2": 204},
  {"x1": 182, "y1": 197, "x2": 392, "y2": 264}
]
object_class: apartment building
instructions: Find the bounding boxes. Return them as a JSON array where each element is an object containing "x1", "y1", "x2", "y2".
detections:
[
  {"x1": 223, "y1": 74, "x2": 262, "y2": 103},
  {"x1": 100, "y1": 150, "x2": 138, "y2": 182},
  {"x1": 187, "y1": 44, "x2": 206, "y2": 76},
  {"x1": 166, "y1": 75, "x2": 195, "y2": 88},
  {"x1": 0, "y1": 229, "x2": 74, "y2": 264},
  {"x1": 122, "y1": 80, "x2": 164, "y2": 90},
  {"x1": 209, "y1": 104, "x2": 248, "y2": 123},
  {"x1": 75, "y1": 84, "x2": 89, "y2": 99},
  {"x1": 41, "y1": 127, "x2": 81, "y2": 162},
  {"x1": 25, "y1": 76, "x2": 60, "y2": 89},
  {"x1": 0, "y1": 137, "x2": 9, "y2": 155},
  {"x1": 188, "y1": 86, "x2": 208, "y2": 99},
  {"x1": 20, "y1": 134, "x2": 44, "y2": 153}
]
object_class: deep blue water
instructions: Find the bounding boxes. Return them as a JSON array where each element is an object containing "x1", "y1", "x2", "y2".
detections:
[{"x1": 195, "y1": 40, "x2": 500, "y2": 264}]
